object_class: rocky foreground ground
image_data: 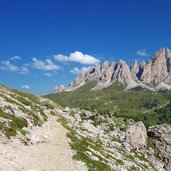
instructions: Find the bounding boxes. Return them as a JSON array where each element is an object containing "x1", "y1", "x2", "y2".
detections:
[
  {"x1": 55, "y1": 107, "x2": 171, "y2": 171},
  {"x1": 0, "y1": 115, "x2": 87, "y2": 171},
  {"x1": 0, "y1": 85, "x2": 171, "y2": 171}
]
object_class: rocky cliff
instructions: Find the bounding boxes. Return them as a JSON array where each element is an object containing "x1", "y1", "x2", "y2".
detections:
[{"x1": 54, "y1": 47, "x2": 171, "y2": 93}]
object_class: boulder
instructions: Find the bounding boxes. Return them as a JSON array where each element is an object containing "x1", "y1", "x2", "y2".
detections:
[
  {"x1": 148, "y1": 124, "x2": 171, "y2": 171},
  {"x1": 63, "y1": 107, "x2": 70, "y2": 112},
  {"x1": 125, "y1": 121, "x2": 147, "y2": 148},
  {"x1": 81, "y1": 110, "x2": 93, "y2": 118}
]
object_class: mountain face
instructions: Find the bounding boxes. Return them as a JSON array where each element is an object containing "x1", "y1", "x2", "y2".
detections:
[
  {"x1": 54, "y1": 48, "x2": 171, "y2": 93},
  {"x1": 139, "y1": 48, "x2": 171, "y2": 85}
]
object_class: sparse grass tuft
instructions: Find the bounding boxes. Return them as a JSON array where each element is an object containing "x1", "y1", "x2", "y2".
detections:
[{"x1": 0, "y1": 109, "x2": 28, "y2": 137}]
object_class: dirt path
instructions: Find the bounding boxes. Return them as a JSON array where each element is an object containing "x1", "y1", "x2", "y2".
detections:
[{"x1": 0, "y1": 115, "x2": 87, "y2": 171}]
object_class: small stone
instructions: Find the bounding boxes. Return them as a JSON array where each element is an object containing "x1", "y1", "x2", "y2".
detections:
[
  {"x1": 91, "y1": 156, "x2": 99, "y2": 161},
  {"x1": 85, "y1": 151, "x2": 92, "y2": 156},
  {"x1": 30, "y1": 135, "x2": 40, "y2": 144}
]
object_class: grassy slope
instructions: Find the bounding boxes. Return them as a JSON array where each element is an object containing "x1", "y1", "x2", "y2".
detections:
[
  {"x1": 0, "y1": 85, "x2": 58, "y2": 137},
  {"x1": 44, "y1": 81, "x2": 171, "y2": 127}
]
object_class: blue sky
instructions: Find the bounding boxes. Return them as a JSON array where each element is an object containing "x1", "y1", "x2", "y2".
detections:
[{"x1": 0, "y1": 0, "x2": 171, "y2": 94}]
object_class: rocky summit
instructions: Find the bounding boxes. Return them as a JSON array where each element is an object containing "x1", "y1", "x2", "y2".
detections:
[{"x1": 54, "y1": 47, "x2": 171, "y2": 93}]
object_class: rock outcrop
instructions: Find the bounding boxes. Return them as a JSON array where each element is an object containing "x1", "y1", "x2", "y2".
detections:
[
  {"x1": 54, "y1": 85, "x2": 67, "y2": 93},
  {"x1": 113, "y1": 60, "x2": 134, "y2": 85},
  {"x1": 130, "y1": 60, "x2": 140, "y2": 82},
  {"x1": 126, "y1": 121, "x2": 147, "y2": 148},
  {"x1": 54, "y1": 47, "x2": 171, "y2": 93},
  {"x1": 139, "y1": 48, "x2": 171, "y2": 85},
  {"x1": 148, "y1": 124, "x2": 171, "y2": 171},
  {"x1": 68, "y1": 59, "x2": 137, "y2": 91},
  {"x1": 100, "y1": 60, "x2": 115, "y2": 81},
  {"x1": 155, "y1": 81, "x2": 171, "y2": 91}
]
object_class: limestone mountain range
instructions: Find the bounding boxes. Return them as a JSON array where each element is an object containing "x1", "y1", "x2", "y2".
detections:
[{"x1": 54, "y1": 47, "x2": 171, "y2": 93}]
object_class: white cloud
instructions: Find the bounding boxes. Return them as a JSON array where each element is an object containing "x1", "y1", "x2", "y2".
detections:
[
  {"x1": 54, "y1": 51, "x2": 100, "y2": 65},
  {"x1": 136, "y1": 49, "x2": 149, "y2": 57},
  {"x1": 44, "y1": 73, "x2": 52, "y2": 77},
  {"x1": 55, "y1": 54, "x2": 69, "y2": 63},
  {"x1": 19, "y1": 66, "x2": 29, "y2": 74},
  {"x1": 70, "y1": 66, "x2": 92, "y2": 75},
  {"x1": 0, "y1": 60, "x2": 19, "y2": 71},
  {"x1": 21, "y1": 85, "x2": 31, "y2": 90},
  {"x1": 44, "y1": 71, "x2": 58, "y2": 77},
  {"x1": 10, "y1": 56, "x2": 21, "y2": 61},
  {"x1": 32, "y1": 58, "x2": 61, "y2": 71},
  {"x1": 0, "y1": 56, "x2": 29, "y2": 74}
]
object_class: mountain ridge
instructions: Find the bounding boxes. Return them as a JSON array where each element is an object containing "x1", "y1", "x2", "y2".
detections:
[{"x1": 54, "y1": 47, "x2": 171, "y2": 93}]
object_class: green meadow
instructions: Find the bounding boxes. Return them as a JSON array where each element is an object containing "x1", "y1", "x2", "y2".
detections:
[{"x1": 44, "y1": 82, "x2": 171, "y2": 127}]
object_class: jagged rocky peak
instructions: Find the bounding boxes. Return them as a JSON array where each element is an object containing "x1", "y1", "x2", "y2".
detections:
[
  {"x1": 112, "y1": 60, "x2": 133, "y2": 85},
  {"x1": 151, "y1": 47, "x2": 171, "y2": 68},
  {"x1": 131, "y1": 60, "x2": 139, "y2": 70},
  {"x1": 140, "y1": 47, "x2": 171, "y2": 85},
  {"x1": 106, "y1": 61, "x2": 116, "y2": 79},
  {"x1": 94, "y1": 63, "x2": 101, "y2": 73},
  {"x1": 152, "y1": 47, "x2": 171, "y2": 62},
  {"x1": 100, "y1": 60, "x2": 115, "y2": 81},
  {"x1": 101, "y1": 60, "x2": 111, "y2": 76},
  {"x1": 102, "y1": 60, "x2": 110, "y2": 70},
  {"x1": 93, "y1": 63, "x2": 101, "y2": 78},
  {"x1": 54, "y1": 85, "x2": 67, "y2": 93},
  {"x1": 130, "y1": 60, "x2": 139, "y2": 81},
  {"x1": 68, "y1": 66, "x2": 96, "y2": 90},
  {"x1": 166, "y1": 47, "x2": 171, "y2": 59},
  {"x1": 111, "y1": 61, "x2": 115, "y2": 67},
  {"x1": 140, "y1": 60, "x2": 146, "y2": 68},
  {"x1": 53, "y1": 47, "x2": 171, "y2": 93}
]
